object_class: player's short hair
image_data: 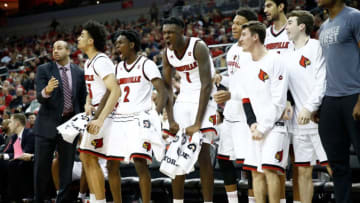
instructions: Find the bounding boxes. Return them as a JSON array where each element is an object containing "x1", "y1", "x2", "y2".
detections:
[
  {"x1": 287, "y1": 10, "x2": 314, "y2": 36},
  {"x1": 236, "y1": 8, "x2": 258, "y2": 21},
  {"x1": 242, "y1": 21, "x2": 266, "y2": 44},
  {"x1": 162, "y1": 16, "x2": 185, "y2": 29},
  {"x1": 83, "y1": 20, "x2": 107, "y2": 52},
  {"x1": 119, "y1": 30, "x2": 141, "y2": 52},
  {"x1": 266, "y1": 0, "x2": 288, "y2": 13},
  {"x1": 12, "y1": 113, "x2": 26, "y2": 126}
]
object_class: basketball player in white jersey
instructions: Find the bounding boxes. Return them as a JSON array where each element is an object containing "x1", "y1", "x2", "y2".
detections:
[
  {"x1": 213, "y1": 8, "x2": 257, "y2": 203},
  {"x1": 236, "y1": 21, "x2": 289, "y2": 203},
  {"x1": 264, "y1": 1, "x2": 299, "y2": 202},
  {"x1": 77, "y1": 20, "x2": 122, "y2": 203},
  {"x1": 284, "y1": 10, "x2": 331, "y2": 203},
  {"x1": 264, "y1": 0, "x2": 292, "y2": 54},
  {"x1": 162, "y1": 17, "x2": 217, "y2": 203},
  {"x1": 114, "y1": 30, "x2": 167, "y2": 203}
]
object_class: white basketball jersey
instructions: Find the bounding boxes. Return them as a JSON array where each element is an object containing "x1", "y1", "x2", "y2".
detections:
[
  {"x1": 166, "y1": 37, "x2": 216, "y2": 103},
  {"x1": 265, "y1": 24, "x2": 292, "y2": 54},
  {"x1": 284, "y1": 39, "x2": 326, "y2": 131},
  {"x1": 223, "y1": 43, "x2": 251, "y2": 122},
  {"x1": 84, "y1": 53, "x2": 115, "y2": 106},
  {"x1": 235, "y1": 52, "x2": 288, "y2": 134},
  {"x1": 115, "y1": 56, "x2": 161, "y2": 114}
]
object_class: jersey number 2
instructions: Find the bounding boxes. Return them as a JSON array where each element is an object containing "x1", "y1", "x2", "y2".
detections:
[{"x1": 123, "y1": 86, "x2": 130, "y2": 102}]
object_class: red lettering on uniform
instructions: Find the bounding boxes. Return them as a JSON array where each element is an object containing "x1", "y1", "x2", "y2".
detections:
[
  {"x1": 265, "y1": 42, "x2": 289, "y2": 50},
  {"x1": 175, "y1": 62, "x2": 198, "y2": 72},
  {"x1": 227, "y1": 61, "x2": 241, "y2": 69},
  {"x1": 118, "y1": 76, "x2": 141, "y2": 85},
  {"x1": 84, "y1": 75, "x2": 94, "y2": 81}
]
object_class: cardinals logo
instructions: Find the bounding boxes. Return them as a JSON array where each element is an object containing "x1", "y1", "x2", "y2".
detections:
[
  {"x1": 275, "y1": 150, "x2": 283, "y2": 162},
  {"x1": 142, "y1": 142, "x2": 151, "y2": 152},
  {"x1": 299, "y1": 55, "x2": 311, "y2": 68},
  {"x1": 209, "y1": 115, "x2": 217, "y2": 125},
  {"x1": 258, "y1": 69, "x2": 269, "y2": 82},
  {"x1": 91, "y1": 138, "x2": 103, "y2": 149}
]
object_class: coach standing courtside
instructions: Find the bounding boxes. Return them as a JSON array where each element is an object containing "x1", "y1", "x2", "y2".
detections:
[
  {"x1": 34, "y1": 40, "x2": 87, "y2": 203},
  {"x1": 317, "y1": 0, "x2": 360, "y2": 203}
]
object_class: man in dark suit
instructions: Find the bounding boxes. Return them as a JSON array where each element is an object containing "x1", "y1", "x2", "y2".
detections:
[
  {"x1": 0, "y1": 113, "x2": 35, "y2": 202},
  {"x1": 34, "y1": 40, "x2": 87, "y2": 203}
]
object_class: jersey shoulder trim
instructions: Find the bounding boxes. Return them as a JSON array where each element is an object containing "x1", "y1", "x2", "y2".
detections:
[
  {"x1": 124, "y1": 56, "x2": 143, "y2": 73},
  {"x1": 270, "y1": 24, "x2": 286, "y2": 37},
  {"x1": 174, "y1": 37, "x2": 191, "y2": 60}
]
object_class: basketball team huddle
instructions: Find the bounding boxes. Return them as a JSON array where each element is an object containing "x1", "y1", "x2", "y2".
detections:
[{"x1": 57, "y1": 0, "x2": 360, "y2": 203}]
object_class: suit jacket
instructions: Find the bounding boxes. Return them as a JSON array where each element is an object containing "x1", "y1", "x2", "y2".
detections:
[
  {"x1": 34, "y1": 62, "x2": 87, "y2": 139},
  {"x1": 4, "y1": 128, "x2": 35, "y2": 160}
]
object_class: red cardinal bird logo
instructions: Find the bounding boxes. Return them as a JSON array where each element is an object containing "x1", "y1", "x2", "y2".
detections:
[
  {"x1": 91, "y1": 138, "x2": 103, "y2": 149},
  {"x1": 299, "y1": 55, "x2": 311, "y2": 68},
  {"x1": 143, "y1": 142, "x2": 151, "y2": 152},
  {"x1": 209, "y1": 115, "x2": 217, "y2": 125},
  {"x1": 275, "y1": 150, "x2": 283, "y2": 162},
  {"x1": 258, "y1": 69, "x2": 269, "y2": 82}
]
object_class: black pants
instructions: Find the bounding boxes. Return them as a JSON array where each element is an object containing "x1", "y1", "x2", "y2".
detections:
[
  {"x1": 0, "y1": 159, "x2": 9, "y2": 202},
  {"x1": 319, "y1": 94, "x2": 360, "y2": 203},
  {"x1": 34, "y1": 115, "x2": 78, "y2": 203},
  {"x1": 8, "y1": 160, "x2": 34, "y2": 202}
]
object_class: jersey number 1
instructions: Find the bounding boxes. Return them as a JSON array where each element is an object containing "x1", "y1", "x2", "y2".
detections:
[
  {"x1": 185, "y1": 72, "x2": 192, "y2": 83},
  {"x1": 87, "y1": 84, "x2": 93, "y2": 99}
]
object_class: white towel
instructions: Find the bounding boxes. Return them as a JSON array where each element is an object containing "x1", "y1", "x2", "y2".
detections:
[
  {"x1": 176, "y1": 132, "x2": 202, "y2": 174},
  {"x1": 160, "y1": 129, "x2": 202, "y2": 178},
  {"x1": 160, "y1": 129, "x2": 186, "y2": 179},
  {"x1": 57, "y1": 113, "x2": 90, "y2": 144}
]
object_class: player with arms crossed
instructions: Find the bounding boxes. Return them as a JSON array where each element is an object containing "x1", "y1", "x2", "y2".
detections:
[
  {"x1": 162, "y1": 17, "x2": 217, "y2": 203},
  {"x1": 77, "y1": 20, "x2": 122, "y2": 203},
  {"x1": 114, "y1": 30, "x2": 167, "y2": 203}
]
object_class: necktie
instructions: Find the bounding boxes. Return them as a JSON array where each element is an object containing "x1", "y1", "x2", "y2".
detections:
[
  {"x1": 60, "y1": 67, "x2": 73, "y2": 113},
  {"x1": 13, "y1": 136, "x2": 23, "y2": 159}
]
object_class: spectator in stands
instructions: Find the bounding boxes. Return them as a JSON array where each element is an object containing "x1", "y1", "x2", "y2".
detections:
[
  {"x1": 26, "y1": 113, "x2": 36, "y2": 129},
  {"x1": 149, "y1": 2, "x2": 159, "y2": 23},
  {"x1": 9, "y1": 87, "x2": 24, "y2": 111},
  {"x1": 33, "y1": 40, "x2": 87, "y2": 203},
  {"x1": 0, "y1": 113, "x2": 35, "y2": 202},
  {"x1": 317, "y1": 0, "x2": 360, "y2": 203},
  {"x1": 22, "y1": 72, "x2": 36, "y2": 92}
]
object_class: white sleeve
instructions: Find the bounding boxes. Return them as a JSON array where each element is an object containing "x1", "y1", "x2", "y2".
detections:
[
  {"x1": 220, "y1": 75, "x2": 230, "y2": 88},
  {"x1": 303, "y1": 44, "x2": 326, "y2": 112},
  {"x1": 93, "y1": 57, "x2": 115, "y2": 79},
  {"x1": 143, "y1": 59, "x2": 161, "y2": 81},
  {"x1": 257, "y1": 57, "x2": 288, "y2": 134},
  {"x1": 3, "y1": 153, "x2": 9, "y2": 160}
]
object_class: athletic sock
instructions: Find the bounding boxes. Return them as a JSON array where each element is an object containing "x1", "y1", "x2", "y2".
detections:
[{"x1": 226, "y1": 191, "x2": 238, "y2": 203}]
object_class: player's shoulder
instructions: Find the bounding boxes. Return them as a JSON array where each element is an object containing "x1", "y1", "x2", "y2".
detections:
[
  {"x1": 93, "y1": 53, "x2": 114, "y2": 66},
  {"x1": 308, "y1": 38, "x2": 321, "y2": 47}
]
